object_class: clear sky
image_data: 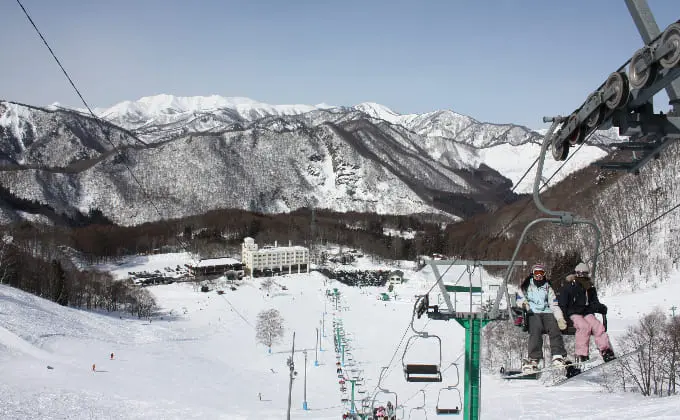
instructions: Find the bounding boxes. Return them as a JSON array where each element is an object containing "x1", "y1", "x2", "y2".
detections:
[{"x1": 1, "y1": 0, "x2": 678, "y2": 128}]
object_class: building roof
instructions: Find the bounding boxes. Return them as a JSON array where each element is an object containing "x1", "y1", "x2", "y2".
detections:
[
  {"x1": 252, "y1": 246, "x2": 308, "y2": 253},
  {"x1": 194, "y1": 257, "x2": 242, "y2": 267}
]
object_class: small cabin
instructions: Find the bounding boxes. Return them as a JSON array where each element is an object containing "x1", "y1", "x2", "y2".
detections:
[{"x1": 388, "y1": 270, "x2": 404, "y2": 284}]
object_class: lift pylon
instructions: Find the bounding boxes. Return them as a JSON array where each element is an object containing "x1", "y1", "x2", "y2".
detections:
[{"x1": 420, "y1": 260, "x2": 524, "y2": 420}]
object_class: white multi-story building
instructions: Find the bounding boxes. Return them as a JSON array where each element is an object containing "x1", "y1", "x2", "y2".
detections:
[{"x1": 241, "y1": 237, "x2": 309, "y2": 276}]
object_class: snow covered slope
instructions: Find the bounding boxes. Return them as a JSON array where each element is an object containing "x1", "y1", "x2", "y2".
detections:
[{"x1": 1, "y1": 252, "x2": 679, "y2": 419}]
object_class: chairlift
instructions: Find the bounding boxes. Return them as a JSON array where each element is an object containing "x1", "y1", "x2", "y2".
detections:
[
  {"x1": 372, "y1": 367, "x2": 399, "y2": 419},
  {"x1": 436, "y1": 387, "x2": 462, "y2": 416},
  {"x1": 408, "y1": 390, "x2": 428, "y2": 420},
  {"x1": 402, "y1": 296, "x2": 443, "y2": 383},
  {"x1": 433, "y1": 364, "x2": 461, "y2": 416},
  {"x1": 490, "y1": 118, "x2": 603, "y2": 323}
]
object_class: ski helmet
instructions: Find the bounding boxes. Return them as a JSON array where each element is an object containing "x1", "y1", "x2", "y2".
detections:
[{"x1": 532, "y1": 263, "x2": 546, "y2": 277}]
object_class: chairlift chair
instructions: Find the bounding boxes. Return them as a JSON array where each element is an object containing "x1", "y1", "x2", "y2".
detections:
[
  {"x1": 372, "y1": 367, "x2": 399, "y2": 419},
  {"x1": 408, "y1": 390, "x2": 428, "y2": 420},
  {"x1": 436, "y1": 386, "x2": 462, "y2": 416},
  {"x1": 490, "y1": 117, "x2": 604, "y2": 323},
  {"x1": 402, "y1": 296, "x2": 443, "y2": 383}
]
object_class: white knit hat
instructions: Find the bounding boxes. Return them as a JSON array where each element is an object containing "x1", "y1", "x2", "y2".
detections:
[{"x1": 575, "y1": 262, "x2": 589, "y2": 274}]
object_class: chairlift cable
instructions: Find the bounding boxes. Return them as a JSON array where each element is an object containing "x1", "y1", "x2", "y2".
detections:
[
  {"x1": 590, "y1": 201, "x2": 680, "y2": 261},
  {"x1": 493, "y1": 141, "x2": 588, "y2": 240},
  {"x1": 511, "y1": 156, "x2": 540, "y2": 194},
  {"x1": 218, "y1": 294, "x2": 254, "y2": 328},
  {"x1": 15, "y1": 0, "x2": 189, "y2": 250}
]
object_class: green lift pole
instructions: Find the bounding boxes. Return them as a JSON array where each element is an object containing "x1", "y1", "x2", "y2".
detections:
[
  {"x1": 455, "y1": 317, "x2": 490, "y2": 420},
  {"x1": 349, "y1": 379, "x2": 357, "y2": 414},
  {"x1": 429, "y1": 259, "x2": 526, "y2": 420}
]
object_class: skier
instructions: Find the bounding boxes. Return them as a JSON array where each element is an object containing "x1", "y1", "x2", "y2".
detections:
[
  {"x1": 558, "y1": 262, "x2": 616, "y2": 363},
  {"x1": 110, "y1": 352, "x2": 114, "y2": 360},
  {"x1": 92, "y1": 364, "x2": 96, "y2": 372},
  {"x1": 515, "y1": 263, "x2": 569, "y2": 372},
  {"x1": 386, "y1": 401, "x2": 395, "y2": 420}
]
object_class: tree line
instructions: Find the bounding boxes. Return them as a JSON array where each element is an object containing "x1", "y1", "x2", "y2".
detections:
[{"x1": 0, "y1": 223, "x2": 155, "y2": 318}]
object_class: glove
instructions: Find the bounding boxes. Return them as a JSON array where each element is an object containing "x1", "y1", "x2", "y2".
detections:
[
  {"x1": 598, "y1": 304, "x2": 608, "y2": 315},
  {"x1": 557, "y1": 318, "x2": 567, "y2": 330}
]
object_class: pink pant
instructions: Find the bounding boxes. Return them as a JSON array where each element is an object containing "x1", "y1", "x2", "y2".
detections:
[{"x1": 570, "y1": 314, "x2": 611, "y2": 356}]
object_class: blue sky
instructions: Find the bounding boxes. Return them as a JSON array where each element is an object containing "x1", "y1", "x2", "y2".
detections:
[{"x1": 1, "y1": 0, "x2": 678, "y2": 128}]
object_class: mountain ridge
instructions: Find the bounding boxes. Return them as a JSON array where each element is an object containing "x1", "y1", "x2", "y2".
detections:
[{"x1": 0, "y1": 96, "x2": 617, "y2": 226}]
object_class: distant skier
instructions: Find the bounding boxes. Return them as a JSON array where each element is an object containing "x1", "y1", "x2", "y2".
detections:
[
  {"x1": 558, "y1": 262, "x2": 616, "y2": 363},
  {"x1": 110, "y1": 353, "x2": 114, "y2": 360},
  {"x1": 386, "y1": 401, "x2": 395, "y2": 420},
  {"x1": 515, "y1": 263, "x2": 569, "y2": 372},
  {"x1": 92, "y1": 364, "x2": 96, "y2": 372}
]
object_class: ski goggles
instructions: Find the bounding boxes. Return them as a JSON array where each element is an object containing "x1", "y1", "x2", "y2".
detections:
[
  {"x1": 575, "y1": 271, "x2": 589, "y2": 277},
  {"x1": 533, "y1": 270, "x2": 546, "y2": 276}
]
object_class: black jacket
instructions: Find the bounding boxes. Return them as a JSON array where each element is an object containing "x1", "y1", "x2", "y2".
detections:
[{"x1": 558, "y1": 274, "x2": 605, "y2": 317}]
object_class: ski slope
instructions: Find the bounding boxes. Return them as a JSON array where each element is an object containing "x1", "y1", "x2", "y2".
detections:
[{"x1": 1, "y1": 253, "x2": 679, "y2": 419}]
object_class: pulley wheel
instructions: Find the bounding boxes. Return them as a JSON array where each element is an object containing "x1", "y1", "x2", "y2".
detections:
[
  {"x1": 660, "y1": 22, "x2": 680, "y2": 69},
  {"x1": 551, "y1": 137, "x2": 569, "y2": 161},
  {"x1": 628, "y1": 47, "x2": 655, "y2": 89},
  {"x1": 584, "y1": 92, "x2": 604, "y2": 129},
  {"x1": 565, "y1": 114, "x2": 585, "y2": 145},
  {"x1": 604, "y1": 72, "x2": 630, "y2": 110}
]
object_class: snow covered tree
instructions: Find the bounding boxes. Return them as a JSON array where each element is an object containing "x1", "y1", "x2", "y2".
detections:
[
  {"x1": 261, "y1": 278, "x2": 274, "y2": 295},
  {"x1": 256, "y1": 308, "x2": 285, "y2": 353}
]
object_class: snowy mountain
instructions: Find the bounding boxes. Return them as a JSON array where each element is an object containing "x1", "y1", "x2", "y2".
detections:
[
  {"x1": 88, "y1": 95, "x2": 548, "y2": 149},
  {"x1": 0, "y1": 96, "x2": 618, "y2": 225}
]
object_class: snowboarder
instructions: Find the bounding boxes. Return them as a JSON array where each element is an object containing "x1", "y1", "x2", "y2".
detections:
[
  {"x1": 515, "y1": 263, "x2": 569, "y2": 372},
  {"x1": 558, "y1": 262, "x2": 615, "y2": 363}
]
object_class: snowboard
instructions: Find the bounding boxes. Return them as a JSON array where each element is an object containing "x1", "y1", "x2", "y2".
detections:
[{"x1": 550, "y1": 347, "x2": 642, "y2": 387}]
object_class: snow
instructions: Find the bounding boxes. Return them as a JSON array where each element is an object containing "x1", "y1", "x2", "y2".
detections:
[
  {"x1": 353, "y1": 102, "x2": 402, "y2": 124},
  {"x1": 195, "y1": 257, "x2": 241, "y2": 267},
  {"x1": 478, "y1": 142, "x2": 609, "y2": 193},
  {"x1": 2, "y1": 252, "x2": 679, "y2": 419},
  {"x1": 97, "y1": 252, "x2": 198, "y2": 280},
  {"x1": 92, "y1": 94, "x2": 330, "y2": 129}
]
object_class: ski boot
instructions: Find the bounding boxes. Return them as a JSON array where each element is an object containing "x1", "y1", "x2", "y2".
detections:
[
  {"x1": 575, "y1": 355, "x2": 590, "y2": 364},
  {"x1": 601, "y1": 349, "x2": 616, "y2": 363},
  {"x1": 552, "y1": 355, "x2": 567, "y2": 367},
  {"x1": 522, "y1": 358, "x2": 539, "y2": 373}
]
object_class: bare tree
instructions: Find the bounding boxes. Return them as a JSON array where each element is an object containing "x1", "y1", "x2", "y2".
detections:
[
  {"x1": 482, "y1": 320, "x2": 526, "y2": 371},
  {"x1": 256, "y1": 308, "x2": 285, "y2": 353},
  {"x1": 0, "y1": 234, "x2": 14, "y2": 285},
  {"x1": 617, "y1": 308, "x2": 667, "y2": 396},
  {"x1": 662, "y1": 315, "x2": 680, "y2": 395}
]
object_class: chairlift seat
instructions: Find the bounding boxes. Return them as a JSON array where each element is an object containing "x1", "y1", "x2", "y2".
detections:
[
  {"x1": 436, "y1": 407, "x2": 460, "y2": 415},
  {"x1": 405, "y1": 363, "x2": 440, "y2": 374},
  {"x1": 405, "y1": 363, "x2": 442, "y2": 382}
]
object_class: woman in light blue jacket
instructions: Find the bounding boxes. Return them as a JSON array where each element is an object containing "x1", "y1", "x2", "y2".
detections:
[{"x1": 515, "y1": 263, "x2": 568, "y2": 372}]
